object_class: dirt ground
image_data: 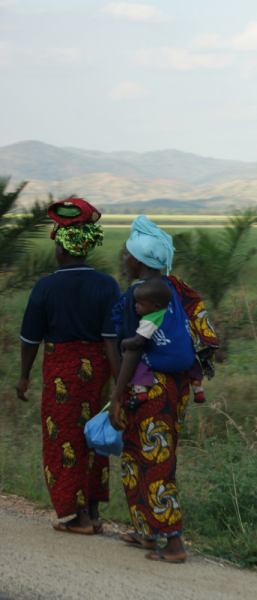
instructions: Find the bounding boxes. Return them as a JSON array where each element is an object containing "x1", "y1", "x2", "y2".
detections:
[{"x1": 0, "y1": 494, "x2": 257, "y2": 600}]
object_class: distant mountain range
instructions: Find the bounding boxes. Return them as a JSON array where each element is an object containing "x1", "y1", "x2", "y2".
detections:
[{"x1": 1, "y1": 140, "x2": 257, "y2": 213}]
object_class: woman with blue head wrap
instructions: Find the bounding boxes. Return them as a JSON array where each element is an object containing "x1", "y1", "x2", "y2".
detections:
[
  {"x1": 126, "y1": 215, "x2": 175, "y2": 275},
  {"x1": 109, "y1": 215, "x2": 218, "y2": 563}
]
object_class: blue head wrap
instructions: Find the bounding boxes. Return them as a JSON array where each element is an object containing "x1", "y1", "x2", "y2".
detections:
[{"x1": 126, "y1": 215, "x2": 175, "y2": 275}]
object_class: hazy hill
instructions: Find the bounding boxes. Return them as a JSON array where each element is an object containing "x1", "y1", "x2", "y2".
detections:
[
  {"x1": 1, "y1": 140, "x2": 257, "y2": 212},
  {"x1": 1, "y1": 140, "x2": 257, "y2": 184},
  {"x1": 63, "y1": 146, "x2": 257, "y2": 186}
]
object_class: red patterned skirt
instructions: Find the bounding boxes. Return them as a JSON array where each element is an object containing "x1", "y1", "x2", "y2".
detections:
[
  {"x1": 121, "y1": 371, "x2": 189, "y2": 540},
  {"x1": 41, "y1": 340, "x2": 112, "y2": 519}
]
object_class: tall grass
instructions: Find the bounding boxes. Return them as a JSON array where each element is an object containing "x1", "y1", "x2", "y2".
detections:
[
  {"x1": 178, "y1": 429, "x2": 257, "y2": 567},
  {"x1": 0, "y1": 230, "x2": 257, "y2": 566}
]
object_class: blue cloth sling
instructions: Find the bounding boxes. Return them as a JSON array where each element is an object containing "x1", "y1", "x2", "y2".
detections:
[
  {"x1": 141, "y1": 282, "x2": 195, "y2": 373},
  {"x1": 112, "y1": 280, "x2": 195, "y2": 374}
]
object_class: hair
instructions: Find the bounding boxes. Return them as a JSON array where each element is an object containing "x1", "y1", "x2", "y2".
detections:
[{"x1": 134, "y1": 279, "x2": 172, "y2": 309}]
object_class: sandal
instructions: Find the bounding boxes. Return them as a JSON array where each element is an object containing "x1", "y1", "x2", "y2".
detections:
[
  {"x1": 91, "y1": 520, "x2": 104, "y2": 534},
  {"x1": 145, "y1": 547, "x2": 186, "y2": 563},
  {"x1": 53, "y1": 521, "x2": 94, "y2": 535},
  {"x1": 120, "y1": 532, "x2": 156, "y2": 549}
]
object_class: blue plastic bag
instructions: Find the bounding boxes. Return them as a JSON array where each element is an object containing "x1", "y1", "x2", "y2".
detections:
[{"x1": 84, "y1": 411, "x2": 123, "y2": 457}]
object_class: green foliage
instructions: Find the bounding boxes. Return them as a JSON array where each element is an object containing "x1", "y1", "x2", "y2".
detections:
[
  {"x1": 172, "y1": 208, "x2": 257, "y2": 309},
  {"x1": 178, "y1": 434, "x2": 257, "y2": 566},
  {"x1": 1, "y1": 247, "x2": 112, "y2": 294},
  {"x1": 100, "y1": 456, "x2": 131, "y2": 524},
  {"x1": 0, "y1": 182, "x2": 112, "y2": 292},
  {"x1": 1, "y1": 224, "x2": 257, "y2": 567},
  {"x1": 0, "y1": 176, "x2": 50, "y2": 272},
  {"x1": 171, "y1": 209, "x2": 257, "y2": 361},
  {"x1": 1, "y1": 286, "x2": 257, "y2": 567}
]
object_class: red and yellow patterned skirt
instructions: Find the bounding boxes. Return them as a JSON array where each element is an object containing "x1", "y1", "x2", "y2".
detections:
[
  {"x1": 121, "y1": 371, "x2": 189, "y2": 540},
  {"x1": 41, "y1": 340, "x2": 112, "y2": 519}
]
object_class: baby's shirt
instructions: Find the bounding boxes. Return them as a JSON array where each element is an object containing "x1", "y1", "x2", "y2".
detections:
[{"x1": 136, "y1": 308, "x2": 166, "y2": 339}]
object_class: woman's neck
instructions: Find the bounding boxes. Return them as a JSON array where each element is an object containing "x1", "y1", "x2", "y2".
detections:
[
  {"x1": 137, "y1": 265, "x2": 162, "y2": 280},
  {"x1": 60, "y1": 255, "x2": 86, "y2": 267}
]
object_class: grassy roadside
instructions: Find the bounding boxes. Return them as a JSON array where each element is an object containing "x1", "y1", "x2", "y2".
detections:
[
  {"x1": 0, "y1": 228, "x2": 257, "y2": 567},
  {"x1": 1, "y1": 316, "x2": 256, "y2": 567}
]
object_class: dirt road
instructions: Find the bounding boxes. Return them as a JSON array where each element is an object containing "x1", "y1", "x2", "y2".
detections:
[{"x1": 0, "y1": 496, "x2": 256, "y2": 600}]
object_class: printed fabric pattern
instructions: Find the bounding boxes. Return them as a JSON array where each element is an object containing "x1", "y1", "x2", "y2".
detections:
[
  {"x1": 167, "y1": 276, "x2": 219, "y2": 379},
  {"x1": 41, "y1": 340, "x2": 113, "y2": 518},
  {"x1": 121, "y1": 370, "x2": 189, "y2": 539}
]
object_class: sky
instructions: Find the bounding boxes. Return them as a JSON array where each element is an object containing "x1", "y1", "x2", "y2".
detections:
[{"x1": 1, "y1": 0, "x2": 257, "y2": 161}]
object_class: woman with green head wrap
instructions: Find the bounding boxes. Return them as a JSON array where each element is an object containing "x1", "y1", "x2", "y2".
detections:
[{"x1": 16, "y1": 198, "x2": 121, "y2": 535}]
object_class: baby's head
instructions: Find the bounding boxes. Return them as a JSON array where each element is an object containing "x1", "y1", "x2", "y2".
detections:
[{"x1": 134, "y1": 279, "x2": 172, "y2": 317}]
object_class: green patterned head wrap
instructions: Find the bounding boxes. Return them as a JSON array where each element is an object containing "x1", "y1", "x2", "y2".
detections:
[{"x1": 55, "y1": 223, "x2": 104, "y2": 256}]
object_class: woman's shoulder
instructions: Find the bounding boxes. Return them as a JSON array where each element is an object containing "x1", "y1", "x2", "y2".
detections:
[
  {"x1": 26, "y1": 273, "x2": 57, "y2": 304},
  {"x1": 123, "y1": 281, "x2": 140, "y2": 302},
  {"x1": 32, "y1": 272, "x2": 56, "y2": 290},
  {"x1": 126, "y1": 281, "x2": 140, "y2": 291},
  {"x1": 93, "y1": 269, "x2": 119, "y2": 284},
  {"x1": 87, "y1": 269, "x2": 120, "y2": 293},
  {"x1": 164, "y1": 274, "x2": 197, "y2": 297}
]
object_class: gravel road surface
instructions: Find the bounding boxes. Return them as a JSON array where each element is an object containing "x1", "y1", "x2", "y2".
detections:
[{"x1": 0, "y1": 496, "x2": 256, "y2": 600}]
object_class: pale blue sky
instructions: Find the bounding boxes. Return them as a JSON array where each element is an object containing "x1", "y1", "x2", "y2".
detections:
[{"x1": 1, "y1": 0, "x2": 257, "y2": 160}]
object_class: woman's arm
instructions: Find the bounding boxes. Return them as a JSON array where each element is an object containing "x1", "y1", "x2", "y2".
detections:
[
  {"x1": 16, "y1": 341, "x2": 40, "y2": 402},
  {"x1": 103, "y1": 337, "x2": 121, "y2": 382},
  {"x1": 109, "y1": 347, "x2": 143, "y2": 430}
]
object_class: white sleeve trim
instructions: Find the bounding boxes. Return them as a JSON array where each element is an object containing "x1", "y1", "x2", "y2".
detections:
[
  {"x1": 101, "y1": 333, "x2": 117, "y2": 337},
  {"x1": 20, "y1": 335, "x2": 42, "y2": 344}
]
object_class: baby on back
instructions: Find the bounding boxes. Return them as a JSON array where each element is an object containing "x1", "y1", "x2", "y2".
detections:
[
  {"x1": 121, "y1": 278, "x2": 172, "y2": 352},
  {"x1": 121, "y1": 279, "x2": 172, "y2": 409},
  {"x1": 122, "y1": 278, "x2": 205, "y2": 410}
]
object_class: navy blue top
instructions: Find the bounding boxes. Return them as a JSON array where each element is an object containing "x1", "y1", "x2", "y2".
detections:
[
  {"x1": 117, "y1": 282, "x2": 140, "y2": 346},
  {"x1": 20, "y1": 264, "x2": 120, "y2": 344}
]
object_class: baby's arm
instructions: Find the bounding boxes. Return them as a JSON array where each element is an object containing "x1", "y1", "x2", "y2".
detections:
[{"x1": 121, "y1": 333, "x2": 146, "y2": 353}]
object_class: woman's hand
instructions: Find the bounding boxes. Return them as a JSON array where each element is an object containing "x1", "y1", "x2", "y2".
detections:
[
  {"x1": 17, "y1": 341, "x2": 40, "y2": 403},
  {"x1": 16, "y1": 377, "x2": 30, "y2": 402},
  {"x1": 108, "y1": 347, "x2": 143, "y2": 431},
  {"x1": 109, "y1": 393, "x2": 125, "y2": 431}
]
